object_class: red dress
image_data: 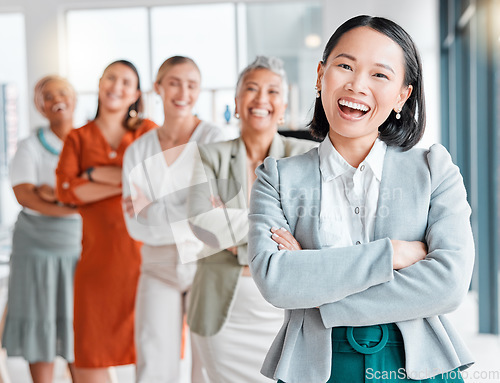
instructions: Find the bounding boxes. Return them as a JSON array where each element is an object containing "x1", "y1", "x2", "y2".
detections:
[{"x1": 56, "y1": 119, "x2": 157, "y2": 367}]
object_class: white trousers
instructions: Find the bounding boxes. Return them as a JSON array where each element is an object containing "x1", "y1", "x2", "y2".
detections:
[
  {"x1": 192, "y1": 276, "x2": 284, "y2": 383},
  {"x1": 135, "y1": 244, "x2": 206, "y2": 383}
]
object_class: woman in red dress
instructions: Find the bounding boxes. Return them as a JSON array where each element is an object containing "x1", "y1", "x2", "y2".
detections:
[{"x1": 56, "y1": 60, "x2": 156, "y2": 383}]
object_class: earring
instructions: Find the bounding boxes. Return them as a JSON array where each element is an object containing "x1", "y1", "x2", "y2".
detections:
[
  {"x1": 395, "y1": 108, "x2": 401, "y2": 120},
  {"x1": 315, "y1": 86, "x2": 320, "y2": 98},
  {"x1": 278, "y1": 116, "x2": 285, "y2": 126},
  {"x1": 234, "y1": 112, "x2": 240, "y2": 119},
  {"x1": 129, "y1": 109, "x2": 138, "y2": 118}
]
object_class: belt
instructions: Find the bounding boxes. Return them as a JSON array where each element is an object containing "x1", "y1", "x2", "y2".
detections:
[{"x1": 331, "y1": 323, "x2": 403, "y2": 355}]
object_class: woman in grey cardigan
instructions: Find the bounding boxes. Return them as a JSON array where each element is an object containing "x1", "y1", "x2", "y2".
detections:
[{"x1": 248, "y1": 15, "x2": 474, "y2": 383}]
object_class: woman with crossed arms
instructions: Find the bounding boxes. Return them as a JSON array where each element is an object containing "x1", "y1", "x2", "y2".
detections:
[
  {"x1": 56, "y1": 60, "x2": 156, "y2": 383},
  {"x1": 187, "y1": 56, "x2": 317, "y2": 383},
  {"x1": 122, "y1": 56, "x2": 224, "y2": 383},
  {"x1": 248, "y1": 15, "x2": 474, "y2": 383},
  {"x1": 3, "y1": 75, "x2": 80, "y2": 383}
]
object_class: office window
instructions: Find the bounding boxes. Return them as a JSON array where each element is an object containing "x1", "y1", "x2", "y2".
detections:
[
  {"x1": 150, "y1": 3, "x2": 237, "y2": 125},
  {"x1": 66, "y1": 8, "x2": 150, "y2": 125},
  {"x1": 65, "y1": 2, "x2": 322, "y2": 129},
  {"x1": 244, "y1": 2, "x2": 322, "y2": 128},
  {"x1": 439, "y1": 0, "x2": 500, "y2": 334},
  {"x1": 0, "y1": 12, "x2": 27, "y2": 225}
]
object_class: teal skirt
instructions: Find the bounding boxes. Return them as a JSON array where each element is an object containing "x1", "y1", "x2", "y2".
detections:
[
  {"x1": 278, "y1": 324, "x2": 463, "y2": 383},
  {"x1": 2, "y1": 211, "x2": 81, "y2": 363}
]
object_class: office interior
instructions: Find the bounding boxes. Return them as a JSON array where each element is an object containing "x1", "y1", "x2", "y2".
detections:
[{"x1": 0, "y1": 0, "x2": 498, "y2": 381}]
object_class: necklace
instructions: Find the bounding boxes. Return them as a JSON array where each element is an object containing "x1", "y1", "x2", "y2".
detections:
[{"x1": 37, "y1": 128, "x2": 60, "y2": 155}]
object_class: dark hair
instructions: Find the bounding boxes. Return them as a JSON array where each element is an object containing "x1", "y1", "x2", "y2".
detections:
[
  {"x1": 308, "y1": 15, "x2": 425, "y2": 150},
  {"x1": 95, "y1": 59, "x2": 143, "y2": 131}
]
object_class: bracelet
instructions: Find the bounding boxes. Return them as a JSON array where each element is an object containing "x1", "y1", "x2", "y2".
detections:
[{"x1": 86, "y1": 167, "x2": 95, "y2": 182}]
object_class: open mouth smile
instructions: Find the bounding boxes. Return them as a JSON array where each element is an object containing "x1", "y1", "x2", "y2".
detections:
[
  {"x1": 250, "y1": 108, "x2": 270, "y2": 117},
  {"x1": 338, "y1": 99, "x2": 370, "y2": 118},
  {"x1": 174, "y1": 100, "x2": 188, "y2": 107},
  {"x1": 52, "y1": 103, "x2": 67, "y2": 112}
]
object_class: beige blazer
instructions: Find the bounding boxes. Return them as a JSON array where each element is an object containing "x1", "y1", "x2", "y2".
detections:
[{"x1": 187, "y1": 134, "x2": 317, "y2": 336}]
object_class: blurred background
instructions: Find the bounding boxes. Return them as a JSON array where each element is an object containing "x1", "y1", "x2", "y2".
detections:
[{"x1": 0, "y1": 0, "x2": 498, "y2": 381}]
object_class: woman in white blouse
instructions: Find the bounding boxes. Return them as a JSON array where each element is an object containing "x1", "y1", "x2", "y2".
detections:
[
  {"x1": 122, "y1": 56, "x2": 224, "y2": 383},
  {"x1": 2, "y1": 76, "x2": 81, "y2": 383}
]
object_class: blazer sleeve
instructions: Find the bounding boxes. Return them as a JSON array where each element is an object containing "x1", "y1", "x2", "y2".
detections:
[
  {"x1": 187, "y1": 145, "x2": 249, "y2": 263},
  {"x1": 318, "y1": 144, "x2": 475, "y2": 327},
  {"x1": 56, "y1": 131, "x2": 88, "y2": 205},
  {"x1": 248, "y1": 156, "x2": 395, "y2": 309}
]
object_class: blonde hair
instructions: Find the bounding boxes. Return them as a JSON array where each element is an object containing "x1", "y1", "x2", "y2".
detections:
[
  {"x1": 34, "y1": 75, "x2": 75, "y2": 117},
  {"x1": 156, "y1": 56, "x2": 200, "y2": 84}
]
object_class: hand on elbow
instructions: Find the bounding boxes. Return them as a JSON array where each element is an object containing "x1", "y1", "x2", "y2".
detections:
[
  {"x1": 391, "y1": 240, "x2": 427, "y2": 270},
  {"x1": 270, "y1": 227, "x2": 302, "y2": 250},
  {"x1": 36, "y1": 184, "x2": 57, "y2": 203}
]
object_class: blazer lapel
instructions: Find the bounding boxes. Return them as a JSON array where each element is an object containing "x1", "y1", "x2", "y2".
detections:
[
  {"x1": 233, "y1": 133, "x2": 284, "y2": 200},
  {"x1": 228, "y1": 137, "x2": 248, "y2": 206},
  {"x1": 309, "y1": 150, "x2": 322, "y2": 249},
  {"x1": 292, "y1": 149, "x2": 322, "y2": 250},
  {"x1": 268, "y1": 133, "x2": 286, "y2": 158},
  {"x1": 374, "y1": 146, "x2": 397, "y2": 240}
]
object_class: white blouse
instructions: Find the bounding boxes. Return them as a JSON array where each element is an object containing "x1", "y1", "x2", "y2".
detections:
[
  {"x1": 122, "y1": 121, "x2": 226, "y2": 252},
  {"x1": 318, "y1": 136, "x2": 387, "y2": 248},
  {"x1": 10, "y1": 127, "x2": 78, "y2": 217}
]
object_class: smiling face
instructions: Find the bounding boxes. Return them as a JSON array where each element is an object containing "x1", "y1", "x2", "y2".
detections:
[
  {"x1": 40, "y1": 79, "x2": 76, "y2": 124},
  {"x1": 235, "y1": 68, "x2": 287, "y2": 134},
  {"x1": 317, "y1": 26, "x2": 412, "y2": 146},
  {"x1": 154, "y1": 62, "x2": 201, "y2": 119},
  {"x1": 98, "y1": 63, "x2": 140, "y2": 114}
]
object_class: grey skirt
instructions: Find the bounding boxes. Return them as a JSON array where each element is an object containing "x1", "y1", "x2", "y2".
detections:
[{"x1": 2, "y1": 210, "x2": 81, "y2": 363}]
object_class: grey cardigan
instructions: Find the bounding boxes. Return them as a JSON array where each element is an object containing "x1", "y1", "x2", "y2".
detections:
[{"x1": 248, "y1": 144, "x2": 475, "y2": 383}]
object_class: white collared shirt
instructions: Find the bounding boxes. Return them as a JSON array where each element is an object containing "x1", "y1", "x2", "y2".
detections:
[{"x1": 318, "y1": 136, "x2": 387, "y2": 248}]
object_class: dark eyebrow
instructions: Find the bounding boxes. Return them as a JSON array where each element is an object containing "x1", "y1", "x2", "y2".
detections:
[
  {"x1": 375, "y1": 63, "x2": 395, "y2": 75},
  {"x1": 334, "y1": 53, "x2": 356, "y2": 61},
  {"x1": 334, "y1": 53, "x2": 395, "y2": 75}
]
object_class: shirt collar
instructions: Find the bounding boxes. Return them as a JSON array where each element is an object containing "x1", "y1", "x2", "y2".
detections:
[
  {"x1": 363, "y1": 138, "x2": 387, "y2": 181},
  {"x1": 319, "y1": 136, "x2": 387, "y2": 182},
  {"x1": 319, "y1": 135, "x2": 354, "y2": 182}
]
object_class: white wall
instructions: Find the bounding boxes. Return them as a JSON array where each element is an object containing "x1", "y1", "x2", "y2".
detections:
[{"x1": 0, "y1": 0, "x2": 441, "y2": 146}]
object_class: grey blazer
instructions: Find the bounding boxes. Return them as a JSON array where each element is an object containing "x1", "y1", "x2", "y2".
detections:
[
  {"x1": 187, "y1": 134, "x2": 317, "y2": 336},
  {"x1": 248, "y1": 144, "x2": 475, "y2": 383}
]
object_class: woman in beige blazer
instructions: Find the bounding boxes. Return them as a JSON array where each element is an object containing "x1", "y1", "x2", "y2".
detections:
[{"x1": 187, "y1": 56, "x2": 317, "y2": 383}]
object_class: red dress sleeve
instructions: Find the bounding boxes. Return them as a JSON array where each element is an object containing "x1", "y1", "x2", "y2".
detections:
[{"x1": 56, "y1": 129, "x2": 88, "y2": 206}]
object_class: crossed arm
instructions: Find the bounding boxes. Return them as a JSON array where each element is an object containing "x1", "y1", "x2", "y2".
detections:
[
  {"x1": 248, "y1": 146, "x2": 474, "y2": 326},
  {"x1": 13, "y1": 183, "x2": 77, "y2": 217},
  {"x1": 271, "y1": 227, "x2": 427, "y2": 270},
  {"x1": 56, "y1": 133, "x2": 122, "y2": 205}
]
